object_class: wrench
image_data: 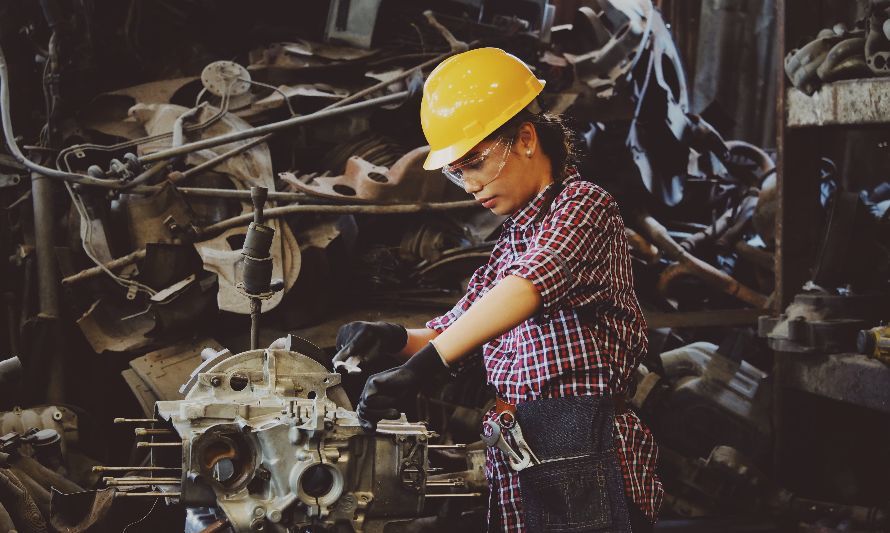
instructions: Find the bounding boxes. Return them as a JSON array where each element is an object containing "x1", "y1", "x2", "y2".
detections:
[
  {"x1": 482, "y1": 420, "x2": 526, "y2": 468},
  {"x1": 498, "y1": 412, "x2": 541, "y2": 467}
]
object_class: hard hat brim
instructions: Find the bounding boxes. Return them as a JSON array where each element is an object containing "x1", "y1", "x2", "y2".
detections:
[{"x1": 422, "y1": 78, "x2": 546, "y2": 171}]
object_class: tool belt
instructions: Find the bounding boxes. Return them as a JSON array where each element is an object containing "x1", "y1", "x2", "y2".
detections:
[
  {"x1": 496, "y1": 394, "x2": 630, "y2": 417},
  {"x1": 488, "y1": 396, "x2": 632, "y2": 532}
]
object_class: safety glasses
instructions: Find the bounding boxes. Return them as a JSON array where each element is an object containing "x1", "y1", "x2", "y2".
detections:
[{"x1": 441, "y1": 136, "x2": 514, "y2": 189}]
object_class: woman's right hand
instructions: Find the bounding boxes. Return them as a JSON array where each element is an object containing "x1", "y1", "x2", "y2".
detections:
[{"x1": 332, "y1": 321, "x2": 408, "y2": 374}]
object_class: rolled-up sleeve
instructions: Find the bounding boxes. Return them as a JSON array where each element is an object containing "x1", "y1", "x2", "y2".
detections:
[{"x1": 503, "y1": 191, "x2": 619, "y2": 317}]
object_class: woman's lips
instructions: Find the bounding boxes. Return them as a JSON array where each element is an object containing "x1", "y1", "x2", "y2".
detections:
[{"x1": 480, "y1": 196, "x2": 497, "y2": 209}]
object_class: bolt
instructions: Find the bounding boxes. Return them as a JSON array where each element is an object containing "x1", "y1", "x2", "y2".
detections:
[
  {"x1": 253, "y1": 506, "x2": 265, "y2": 518},
  {"x1": 52, "y1": 410, "x2": 63, "y2": 421},
  {"x1": 268, "y1": 509, "x2": 282, "y2": 523},
  {"x1": 210, "y1": 376, "x2": 222, "y2": 387}
]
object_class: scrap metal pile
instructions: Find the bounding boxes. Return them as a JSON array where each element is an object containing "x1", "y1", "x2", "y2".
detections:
[
  {"x1": 0, "y1": 0, "x2": 888, "y2": 531},
  {"x1": 785, "y1": 0, "x2": 890, "y2": 94}
]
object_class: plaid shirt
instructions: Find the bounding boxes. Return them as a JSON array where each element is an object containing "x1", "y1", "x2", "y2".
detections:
[{"x1": 426, "y1": 172, "x2": 663, "y2": 529}]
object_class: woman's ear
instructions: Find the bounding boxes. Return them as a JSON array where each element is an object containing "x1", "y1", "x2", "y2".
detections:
[{"x1": 517, "y1": 122, "x2": 537, "y2": 156}]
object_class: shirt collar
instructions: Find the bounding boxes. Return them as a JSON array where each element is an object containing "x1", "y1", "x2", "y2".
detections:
[{"x1": 505, "y1": 168, "x2": 581, "y2": 230}]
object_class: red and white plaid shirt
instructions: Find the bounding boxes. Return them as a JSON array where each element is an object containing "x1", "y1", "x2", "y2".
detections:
[{"x1": 426, "y1": 171, "x2": 663, "y2": 530}]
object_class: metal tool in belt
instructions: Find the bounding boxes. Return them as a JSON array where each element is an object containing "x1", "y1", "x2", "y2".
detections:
[{"x1": 481, "y1": 410, "x2": 541, "y2": 471}]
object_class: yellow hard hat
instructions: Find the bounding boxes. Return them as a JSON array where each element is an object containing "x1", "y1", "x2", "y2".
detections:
[{"x1": 420, "y1": 47, "x2": 545, "y2": 170}]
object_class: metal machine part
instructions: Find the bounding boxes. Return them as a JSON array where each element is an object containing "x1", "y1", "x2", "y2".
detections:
[
  {"x1": 564, "y1": 0, "x2": 652, "y2": 98},
  {"x1": 0, "y1": 405, "x2": 78, "y2": 456},
  {"x1": 154, "y1": 346, "x2": 441, "y2": 532},
  {"x1": 759, "y1": 292, "x2": 888, "y2": 354}
]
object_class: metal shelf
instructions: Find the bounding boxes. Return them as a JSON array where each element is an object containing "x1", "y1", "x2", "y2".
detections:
[{"x1": 787, "y1": 77, "x2": 890, "y2": 128}]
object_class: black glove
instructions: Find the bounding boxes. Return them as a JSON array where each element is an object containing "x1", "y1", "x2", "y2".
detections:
[
  {"x1": 356, "y1": 343, "x2": 449, "y2": 430},
  {"x1": 332, "y1": 321, "x2": 408, "y2": 372}
]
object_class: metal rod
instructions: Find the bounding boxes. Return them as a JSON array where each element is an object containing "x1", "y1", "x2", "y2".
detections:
[
  {"x1": 173, "y1": 135, "x2": 271, "y2": 182},
  {"x1": 134, "y1": 428, "x2": 173, "y2": 436},
  {"x1": 149, "y1": 186, "x2": 314, "y2": 202},
  {"x1": 114, "y1": 492, "x2": 181, "y2": 498},
  {"x1": 105, "y1": 479, "x2": 180, "y2": 486},
  {"x1": 63, "y1": 250, "x2": 147, "y2": 286},
  {"x1": 427, "y1": 444, "x2": 467, "y2": 449},
  {"x1": 114, "y1": 418, "x2": 157, "y2": 424},
  {"x1": 198, "y1": 200, "x2": 480, "y2": 239},
  {"x1": 93, "y1": 466, "x2": 181, "y2": 473},
  {"x1": 163, "y1": 49, "x2": 466, "y2": 183},
  {"x1": 136, "y1": 442, "x2": 182, "y2": 448},
  {"x1": 104, "y1": 477, "x2": 181, "y2": 482},
  {"x1": 424, "y1": 493, "x2": 482, "y2": 498},
  {"x1": 249, "y1": 298, "x2": 261, "y2": 351},
  {"x1": 138, "y1": 91, "x2": 408, "y2": 165},
  {"x1": 61, "y1": 199, "x2": 481, "y2": 286},
  {"x1": 426, "y1": 480, "x2": 466, "y2": 487}
]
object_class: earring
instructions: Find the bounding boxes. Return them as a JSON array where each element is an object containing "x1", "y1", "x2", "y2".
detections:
[{"x1": 525, "y1": 149, "x2": 532, "y2": 157}]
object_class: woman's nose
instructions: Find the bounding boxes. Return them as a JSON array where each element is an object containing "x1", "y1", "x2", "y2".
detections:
[{"x1": 463, "y1": 179, "x2": 482, "y2": 195}]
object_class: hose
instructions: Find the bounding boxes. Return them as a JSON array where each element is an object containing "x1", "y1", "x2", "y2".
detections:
[{"x1": 0, "y1": 45, "x2": 123, "y2": 188}]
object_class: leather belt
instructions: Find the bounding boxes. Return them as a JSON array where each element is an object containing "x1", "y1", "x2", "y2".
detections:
[{"x1": 497, "y1": 395, "x2": 629, "y2": 416}]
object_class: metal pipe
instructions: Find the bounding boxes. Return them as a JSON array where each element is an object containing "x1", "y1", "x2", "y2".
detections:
[
  {"x1": 103, "y1": 477, "x2": 180, "y2": 482},
  {"x1": 61, "y1": 199, "x2": 481, "y2": 285},
  {"x1": 136, "y1": 442, "x2": 182, "y2": 448},
  {"x1": 62, "y1": 250, "x2": 146, "y2": 286},
  {"x1": 249, "y1": 298, "x2": 261, "y2": 351},
  {"x1": 114, "y1": 418, "x2": 157, "y2": 424},
  {"x1": 31, "y1": 172, "x2": 59, "y2": 319},
  {"x1": 164, "y1": 187, "x2": 314, "y2": 202},
  {"x1": 134, "y1": 428, "x2": 173, "y2": 436},
  {"x1": 30, "y1": 167, "x2": 65, "y2": 405},
  {"x1": 114, "y1": 492, "x2": 181, "y2": 498},
  {"x1": 198, "y1": 200, "x2": 480, "y2": 239},
  {"x1": 170, "y1": 48, "x2": 464, "y2": 182},
  {"x1": 93, "y1": 466, "x2": 181, "y2": 473},
  {"x1": 171, "y1": 135, "x2": 270, "y2": 182},
  {"x1": 138, "y1": 91, "x2": 408, "y2": 165},
  {"x1": 0, "y1": 46, "x2": 122, "y2": 187},
  {"x1": 105, "y1": 479, "x2": 180, "y2": 486},
  {"x1": 427, "y1": 444, "x2": 467, "y2": 449},
  {"x1": 635, "y1": 213, "x2": 769, "y2": 308}
]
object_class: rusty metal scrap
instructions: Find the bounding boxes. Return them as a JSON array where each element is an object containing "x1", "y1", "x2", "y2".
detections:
[{"x1": 633, "y1": 213, "x2": 770, "y2": 308}]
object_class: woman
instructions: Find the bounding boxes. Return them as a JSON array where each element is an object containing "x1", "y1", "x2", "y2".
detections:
[{"x1": 336, "y1": 48, "x2": 662, "y2": 532}]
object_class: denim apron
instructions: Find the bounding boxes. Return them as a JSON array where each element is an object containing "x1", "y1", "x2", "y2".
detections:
[{"x1": 514, "y1": 396, "x2": 632, "y2": 532}]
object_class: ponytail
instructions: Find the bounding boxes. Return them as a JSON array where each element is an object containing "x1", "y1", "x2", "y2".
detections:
[{"x1": 485, "y1": 108, "x2": 581, "y2": 181}]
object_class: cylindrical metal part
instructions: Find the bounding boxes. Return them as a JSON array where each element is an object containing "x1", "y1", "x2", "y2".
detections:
[
  {"x1": 134, "y1": 428, "x2": 174, "y2": 436},
  {"x1": 30, "y1": 429, "x2": 62, "y2": 471},
  {"x1": 136, "y1": 442, "x2": 182, "y2": 448},
  {"x1": 250, "y1": 299, "x2": 261, "y2": 351},
  {"x1": 242, "y1": 255, "x2": 273, "y2": 295},
  {"x1": 243, "y1": 223, "x2": 274, "y2": 259},
  {"x1": 30, "y1": 172, "x2": 59, "y2": 319},
  {"x1": 114, "y1": 418, "x2": 157, "y2": 424},
  {"x1": 250, "y1": 186, "x2": 268, "y2": 224}
]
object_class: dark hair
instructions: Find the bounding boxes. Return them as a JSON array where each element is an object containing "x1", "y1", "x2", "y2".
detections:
[{"x1": 485, "y1": 109, "x2": 580, "y2": 181}]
